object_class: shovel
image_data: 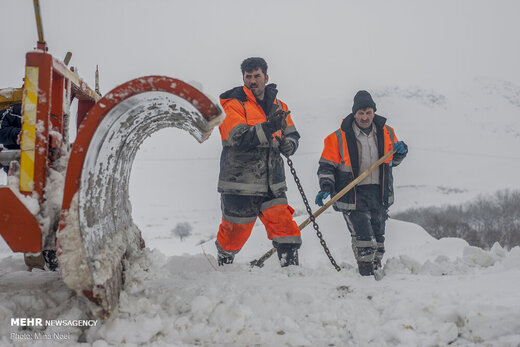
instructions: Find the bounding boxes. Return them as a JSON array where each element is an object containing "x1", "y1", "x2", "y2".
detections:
[{"x1": 250, "y1": 149, "x2": 395, "y2": 268}]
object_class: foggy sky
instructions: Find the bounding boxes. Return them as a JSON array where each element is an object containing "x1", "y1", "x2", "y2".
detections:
[{"x1": 3, "y1": 0, "x2": 520, "y2": 108}]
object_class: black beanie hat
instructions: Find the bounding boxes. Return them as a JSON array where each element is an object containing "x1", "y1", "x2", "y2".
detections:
[{"x1": 352, "y1": 90, "x2": 376, "y2": 114}]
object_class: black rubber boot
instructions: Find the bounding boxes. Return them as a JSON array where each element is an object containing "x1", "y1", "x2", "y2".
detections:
[
  {"x1": 373, "y1": 258, "x2": 382, "y2": 270},
  {"x1": 43, "y1": 250, "x2": 58, "y2": 271},
  {"x1": 217, "y1": 253, "x2": 234, "y2": 266},
  {"x1": 273, "y1": 242, "x2": 300, "y2": 267},
  {"x1": 215, "y1": 240, "x2": 235, "y2": 266},
  {"x1": 357, "y1": 261, "x2": 374, "y2": 276}
]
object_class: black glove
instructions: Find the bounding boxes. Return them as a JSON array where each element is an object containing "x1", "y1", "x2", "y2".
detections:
[
  {"x1": 278, "y1": 137, "x2": 295, "y2": 157},
  {"x1": 264, "y1": 109, "x2": 289, "y2": 134}
]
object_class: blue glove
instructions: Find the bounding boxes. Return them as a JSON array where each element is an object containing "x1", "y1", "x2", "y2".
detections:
[
  {"x1": 315, "y1": 191, "x2": 330, "y2": 206},
  {"x1": 393, "y1": 141, "x2": 408, "y2": 154}
]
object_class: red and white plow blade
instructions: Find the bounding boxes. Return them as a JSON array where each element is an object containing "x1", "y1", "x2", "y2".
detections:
[{"x1": 57, "y1": 76, "x2": 222, "y2": 318}]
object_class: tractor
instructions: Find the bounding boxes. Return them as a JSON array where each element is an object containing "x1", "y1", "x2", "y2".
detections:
[{"x1": 0, "y1": 1, "x2": 223, "y2": 318}]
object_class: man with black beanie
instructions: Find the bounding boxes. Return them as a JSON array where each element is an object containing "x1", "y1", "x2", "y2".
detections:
[{"x1": 315, "y1": 90, "x2": 408, "y2": 276}]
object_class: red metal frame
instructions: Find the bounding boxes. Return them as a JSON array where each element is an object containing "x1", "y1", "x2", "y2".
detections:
[
  {"x1": 0, "y1": 189, "x2": 41, "y2": 252},
  {"x1": 0, "y1": 50, "x2": 99, "y2": 253}
]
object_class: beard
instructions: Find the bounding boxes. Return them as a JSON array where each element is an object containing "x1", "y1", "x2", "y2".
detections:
[{"x1": 249, "y1": 85, "x2": 264, "y2": 98}]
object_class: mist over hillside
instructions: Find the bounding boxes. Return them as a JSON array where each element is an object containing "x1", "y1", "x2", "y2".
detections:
[{"x1": 271, "y1": 77, "x2": 520, "y2": 213}]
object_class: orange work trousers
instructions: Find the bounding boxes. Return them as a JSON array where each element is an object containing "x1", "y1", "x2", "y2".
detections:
[{"x1": 216, "y1": 193, "x2": 301, "y2": 254}]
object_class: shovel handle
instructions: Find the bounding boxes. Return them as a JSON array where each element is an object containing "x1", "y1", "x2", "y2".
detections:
[
  {"x1": 298, "y1": 149, "x2": 395, "y2": 230},
  {"x1": 250, "y1": 149, "x2": 395, "y2": 268}
]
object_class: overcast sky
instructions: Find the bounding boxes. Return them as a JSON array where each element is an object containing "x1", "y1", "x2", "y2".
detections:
[{"x1": 3, "y1": 0, "x2": 520, "y2": 109}]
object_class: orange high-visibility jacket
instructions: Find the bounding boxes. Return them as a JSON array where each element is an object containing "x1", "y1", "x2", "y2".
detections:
[
  {"x1": 218, "y1": 84, "x2": 299, "y2": 196},
  {"x1": 318, "y1": 113, "x2": 406, "y2": 211}
]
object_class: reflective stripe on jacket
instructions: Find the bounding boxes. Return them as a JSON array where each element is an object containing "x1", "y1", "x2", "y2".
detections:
[
  {"x1": 317, "y1": 113, "x2": 406, "y2": 211},
  {"x1": 218, "y1": 84, "x2": 300, "y2": 195}
]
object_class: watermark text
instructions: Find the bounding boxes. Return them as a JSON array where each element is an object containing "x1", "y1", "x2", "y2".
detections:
[{"x1": 11, "y1": 318, "x2": 98, "y2": 327}]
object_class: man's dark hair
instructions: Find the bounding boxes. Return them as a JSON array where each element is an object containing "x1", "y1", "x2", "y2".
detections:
[{"x1": 241, "y1": 57, "x2": 268, "y2": 75}]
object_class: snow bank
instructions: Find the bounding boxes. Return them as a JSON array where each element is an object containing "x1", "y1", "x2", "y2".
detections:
[
  {"x1": 3, "y1": 214, "x2": 520, "y2": 346},
  {"x1": 79, "y1": 240, "x2": 520, "y2": 346}
]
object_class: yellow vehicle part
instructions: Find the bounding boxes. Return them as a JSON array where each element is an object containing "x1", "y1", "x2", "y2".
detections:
[
  {"x1": 0, "y1": 88, "x2": 23, "y2": 111},
  {"x1": 20, "y1": 67, "x2": 39, "y2": 192}
]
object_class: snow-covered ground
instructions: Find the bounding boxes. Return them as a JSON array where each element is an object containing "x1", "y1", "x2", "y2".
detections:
[{"x1": 2, "y1": 217, "x2": 520, "y2": 346}]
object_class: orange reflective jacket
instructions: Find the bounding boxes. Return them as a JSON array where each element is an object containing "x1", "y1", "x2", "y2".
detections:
[
  {"x1": 218, "y1": 84, "x2": 299, "y2": 196},
  {"x1": 318, "y1": 113, "x2": 406, "y2": 210}
]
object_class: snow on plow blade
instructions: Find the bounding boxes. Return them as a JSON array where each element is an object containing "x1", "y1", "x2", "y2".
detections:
[{"x1": 57, "y1": 76, "x2": 222, "y2": 318}]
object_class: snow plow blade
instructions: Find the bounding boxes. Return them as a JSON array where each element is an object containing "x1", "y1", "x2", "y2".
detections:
[{"x1": 57, "y1": 76, "x2": 223, "y2": 318}]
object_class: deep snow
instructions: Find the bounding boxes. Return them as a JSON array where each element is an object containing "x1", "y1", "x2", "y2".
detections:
[{"x1": 1, "y1": 217, "x2": 520, "y2": 346}]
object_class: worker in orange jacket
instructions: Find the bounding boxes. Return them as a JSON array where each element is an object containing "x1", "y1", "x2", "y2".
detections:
[
  {"x1": 215, "y1": 57, "x2": 301, "y2": 267},
  {"x1": 316, "y1": 90, "x2": 408, "y2": 276}
]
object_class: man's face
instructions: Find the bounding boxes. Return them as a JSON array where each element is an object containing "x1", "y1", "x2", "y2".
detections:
[
  {"x1": 243, "y1": 68, "x2": 268, "y2": 100},
  {"x1": 354, "y1": 108, "x2": 375, "y2": 129}
]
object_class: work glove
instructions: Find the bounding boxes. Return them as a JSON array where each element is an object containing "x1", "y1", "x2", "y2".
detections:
[
  {"x1": 393, "y1": 141, "x2": 408, "y2": 154},
  {"x1": 277, "y1": 136, "x2": 295, "y2": 157},
  {"x1": 315, "y1": 191, "x2": 330, "y2": 207},
  {"x1": 265, "y1": 109, "x2": 289, "y2": 134},
  {"x1": 315, "y1": 182, "x2": 332, "y2": 206}
]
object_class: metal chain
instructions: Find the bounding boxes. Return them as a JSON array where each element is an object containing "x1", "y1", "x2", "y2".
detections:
[{"x1": 286, "y1": 157, "x2": 341, "y2": 271}]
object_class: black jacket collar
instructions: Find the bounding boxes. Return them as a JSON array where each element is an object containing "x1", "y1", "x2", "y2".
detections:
[
  {"x1": 340, "y1": 113, "x2": 388, "y2": 177},
  {"x1": 220, "y1": 84, "x2": 279, "y2": 115}
]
